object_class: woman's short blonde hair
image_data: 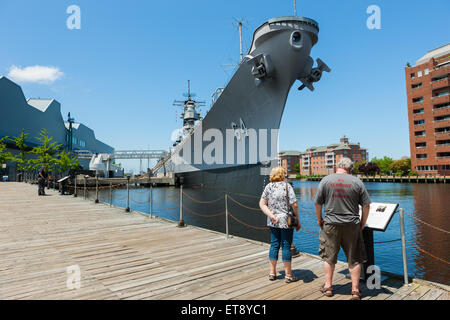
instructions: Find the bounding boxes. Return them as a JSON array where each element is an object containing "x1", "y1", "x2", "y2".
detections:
[{"x1": 269, "y1": 166, "x2": 286, "y2": 182}]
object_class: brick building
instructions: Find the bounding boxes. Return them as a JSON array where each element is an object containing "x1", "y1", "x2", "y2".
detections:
[
  {"x1": 278, "y1": 151, "x2": 301, "y2": 176},
  {"x1": 405, "y1": 44, "x2": 450, "y2": 175},
  {"x1": 299, "y1": 136, "x2": 368, "y2": 176}
]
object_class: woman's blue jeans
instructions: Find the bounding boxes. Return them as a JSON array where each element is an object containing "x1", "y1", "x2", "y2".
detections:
[{"x1": 269, "y1": 227, "x2": 294, "y2": 262}]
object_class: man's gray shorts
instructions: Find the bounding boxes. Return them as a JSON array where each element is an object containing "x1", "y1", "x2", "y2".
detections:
[{"x1": 319, "y1": 222, "x2": 367, "y2": 266}]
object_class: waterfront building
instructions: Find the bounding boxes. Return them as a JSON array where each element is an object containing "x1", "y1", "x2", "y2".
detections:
[
  {"x1": 278, "y1": 150, "x2": 301, "y2": 176},
  {"x1": 299, "y1": 136, "x2": 368, "y2": 176},
  {"x1": 0, "y1": 76, "x2": 114, "y2": 178},
  {"x1": 405, "y1": 43, "x2": 450, "y2": 176}
]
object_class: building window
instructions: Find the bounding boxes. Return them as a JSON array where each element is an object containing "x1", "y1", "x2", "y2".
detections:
[
  {"x1": 418, "y1": 70, "x2": 422, "y2": 77},
  {"x1": 436, "y1": 139, "x2": 450, "y2": 146},
  {"x1": 434, "y1": 102, "x2": 450, "y2": 110},
  {"x1": 412, "y1": 97, "x2": 424, "y2": 104},
  {"x1": 79, "y1": 140, "x2": 86, "y2": 147},
  {"x1": 415, "y1": 130, "x2": 426, "y2": 137},
  {"x1": 434, "y1": 115, "x2": 450, "y2": 122},
  {"x1": 412, "y1": 83, "x2": 422, "y2": 89},
  {"x1": 415, "y1": 142, "x2": 426, "y2": 148},
  {"x1": 434, "y1": 90, "x2": 450, "y2": 98},
  {"x1": 435, "y1": 127, "x2": 450, "y2": 134},
  {"x1": 72, "y1": 137, "x2": 77, "y2": 145},
  {"x1": 437, "y1": 152, "x2": 450, "y2": 158},
  {"x1": 410, "y1": 73, "x2": 415, "y2": 79},
  {"x1": 416, "y1": 154, "x2": 427, "y2": 159},
  {"x1": 431, "y1": 74, "x2": 448, "y2": 82},
  {"x1": 413, "y1": 108, "x2": 424, "y2": 114},
  {"x1": 414, "y1": 119, "x2": 425, "y2": 125},
  {"x1": 424, "y1": 68, "x2": 429, "y2": 75}
]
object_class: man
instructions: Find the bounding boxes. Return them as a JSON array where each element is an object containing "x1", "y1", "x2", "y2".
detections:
[
  {"x1": 38, "y1": 165, "x2": 48, "y2": 196},
  {"x1": 314, "y1": 157, "x2": 371, "y2": 300}
]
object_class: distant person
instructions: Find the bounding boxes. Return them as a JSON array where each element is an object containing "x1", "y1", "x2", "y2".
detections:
[
  {"x1": 314, "y1": 157, "x2": 371, "y2": 300},
  {"x1": 38, "y1": 165, "x2": 48, "y2": 196},
  {"x1": 259, "y1": 166, "x2": 301, "y2": 283}
]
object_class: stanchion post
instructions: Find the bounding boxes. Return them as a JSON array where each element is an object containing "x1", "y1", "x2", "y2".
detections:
[
  {"x1": 150, "y1": 185, "x2": 153, "y2": 218},
  {"x1": 225, "y1": 194, "x2": 229, "y2": 239},
  {"x1": 177, "y1": 178, "x2": 185, "y2": 227},
  {"x1": 399, "y1": 208, "x2": 409, "y2": 286},
  {"x1": 95, "y1": 175, "x2": 99, "y2": 203},
  {"x1": 74, "y1": 175, "x2": 77, "y2": 197},
  {"x1": 109, "y1": 182, "x2": 112, "y2": 207},
  {"x1": 125, "y1": 175, "x2": 130, "y2": 212},
  {"x1": 84, "y1": 176, "x2": 87, "y2": 199}
]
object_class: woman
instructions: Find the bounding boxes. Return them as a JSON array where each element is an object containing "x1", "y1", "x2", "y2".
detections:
[{"x1": 259, "y1": 166, "x2": 301, "y2": 283}]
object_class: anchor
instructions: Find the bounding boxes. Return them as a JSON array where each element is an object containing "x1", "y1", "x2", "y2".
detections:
[{"x1": 298, "y1": 58, "x2": 331, "y2": 91}]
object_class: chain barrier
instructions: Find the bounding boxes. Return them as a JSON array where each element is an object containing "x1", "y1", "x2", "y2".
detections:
[
  {"x1": 403, "y1": 210, "x2": 450, "y2": 235},
  {"x1": 129, "y1": 197, "x2": 150, "y2": 205},
  {"x1": 373, "y1": 238, "x2": 402, "y2": 244},
  {"x1": 299, "y1": 206, "x2": 317, "y2": 218},
  {"x1": 405, "y1": 238, "x2": 450, "y2": 266},
  {"x1": 150, "y1": 200, "x2": 179, "y2": 211},
  {"x1": 227, "y1": 212, "x2": 269, "y2": 230},
  {"x1": 182, "y1": 204, "x2": 225, "y2": 218},
  {"x1": 182, "y1": 191, "x2": 224, "y2": 204},
  {"x1": 300, "y1": 226, "x2": 320, "y2": 237},
  {"x1": 227, "y1": 195, "x2": 261, "y2": 212}
]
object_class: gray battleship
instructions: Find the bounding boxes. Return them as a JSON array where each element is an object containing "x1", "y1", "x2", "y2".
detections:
[{"x1": 154, "y1": 16, "x2": 329, "y2": 242}]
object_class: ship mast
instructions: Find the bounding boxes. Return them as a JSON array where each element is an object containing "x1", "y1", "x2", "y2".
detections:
[
  {"x1": 172, "y1": 81, "x2": 205, "y2": 146},
  {"x1": 294, "y1": 0, "x2": 297, "y2": 16}
]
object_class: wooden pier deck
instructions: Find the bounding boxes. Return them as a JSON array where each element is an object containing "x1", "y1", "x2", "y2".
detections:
[{"x1": 0, "y1": 182, "x2": 448, "y2": 300}]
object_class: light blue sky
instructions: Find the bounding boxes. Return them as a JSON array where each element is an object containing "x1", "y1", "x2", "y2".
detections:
[{"x1": 1, "y1": 0, "x2": 449, "y2": 172}]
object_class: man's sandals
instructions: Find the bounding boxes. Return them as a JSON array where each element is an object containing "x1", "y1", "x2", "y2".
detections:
[
  {"x1": 268, "y1": 273, "x2": 276, "y2": 281},
  {"x1": 320, "y1": 285, "x2": 333, "y2": 297},
  {"x1": 351, "y1": 290, "x2": 362, "y2": 300}
]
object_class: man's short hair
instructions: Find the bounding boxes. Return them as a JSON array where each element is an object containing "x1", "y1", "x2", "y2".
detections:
[{"x1": 337, "y1": 157, "x2": 353, "y2": 171}]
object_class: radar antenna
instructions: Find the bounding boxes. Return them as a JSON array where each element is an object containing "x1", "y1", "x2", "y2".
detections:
[{"x1": 172, "y1": 81, "x2": 205, "y2": 146}]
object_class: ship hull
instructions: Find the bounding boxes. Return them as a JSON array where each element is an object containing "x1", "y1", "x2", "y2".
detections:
[{"x1": 176, "y1": 162, "x2": 271, "y2": 243}]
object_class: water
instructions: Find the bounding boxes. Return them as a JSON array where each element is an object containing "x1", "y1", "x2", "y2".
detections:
[{"x1": 89, "y1": 181, "x2": 450, "y2": 285}]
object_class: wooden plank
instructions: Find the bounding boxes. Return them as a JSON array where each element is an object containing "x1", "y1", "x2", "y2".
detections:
[
  {"x1": 402, "y1": 284, "x2": 431, "y2": 300},
  {"x1": 0, "y1": 182, "x2": 448, "y2": 301},
  {"x1": 419, "y1": 287, "x2": 445, "y2": 300}
]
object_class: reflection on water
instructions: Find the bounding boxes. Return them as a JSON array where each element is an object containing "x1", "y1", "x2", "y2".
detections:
[
  {"x1": 293, "y1": 181, "x2": 450, "y2": 286},
  {"x1": 88, "y1": 181, "x2": 450, "y2": 285}
]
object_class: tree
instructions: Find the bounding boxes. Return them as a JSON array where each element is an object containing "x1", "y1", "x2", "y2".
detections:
[
  {"x1": 55, "y1": 151, "x2": 81, "y2": 175},
  {"x1": 352, "y1": 160, "x2": 366, "y2": 175},
  {"x1": 30, "y1": 129, "x2": 62, "y2": 171},
  {"x1": 371, "y1": 156, "x2": 393, "y2": 175},
  {"x1": 0, "y1": 136, "x2": 12, "y2": 168},
  {"x1": 10, "y1": 129, "x2": 31, "y2": 174},
  {"x1": 390, "y1": 158, "x2": 411, "y2": 176},
  {"x1": 359, "y1": 162, "x2": 380, "y2": 176}
]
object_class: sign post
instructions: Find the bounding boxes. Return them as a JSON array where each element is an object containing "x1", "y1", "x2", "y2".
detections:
[{"x1": 359, "y1": 202, "x2": 398, "y2": 282}]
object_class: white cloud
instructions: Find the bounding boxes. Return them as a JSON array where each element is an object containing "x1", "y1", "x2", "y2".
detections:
[{"x1": 7, "y1": 65, "x2": 64, "y2": 84}]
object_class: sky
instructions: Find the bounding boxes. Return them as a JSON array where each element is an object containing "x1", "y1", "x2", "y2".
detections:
[{"x1": 1, "y1": 0, "x2": 449, "y2": 172}]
